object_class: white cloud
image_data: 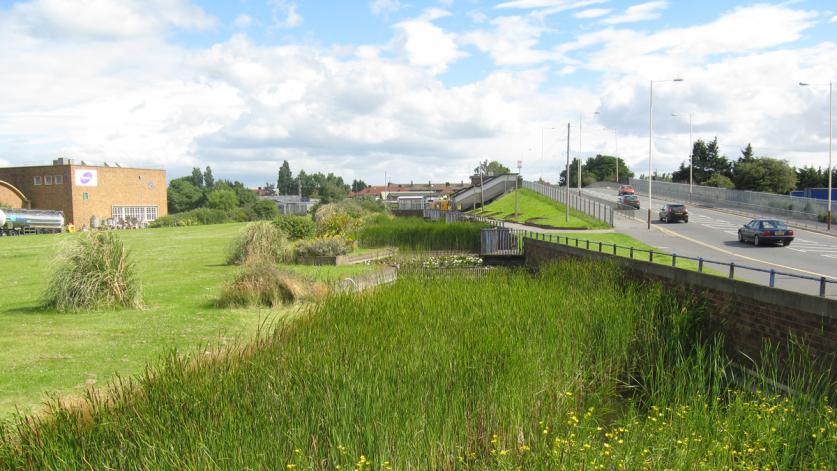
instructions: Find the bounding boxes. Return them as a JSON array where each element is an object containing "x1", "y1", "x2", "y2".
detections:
[
  {"x1": 574, "y1": 8, "x2": 611, "y2": 19},
  {"x1": 233, "y1": 14, "x2": 252, "y2": 29},
  {"x1": 602, "y1": 1, "x2": 667, "y2": 25},
  {"x1": 461, "y1": 15, "x2": 553, "y2": 66},
  {"x1": 468, "y1": 10, "x2": 488, "y2": 23},
  {"x1": 270, "y1": 1, "x2": 301, "y2": 29},
  {"x1": 0, "y1": 0, "x2": 216, "y2": 40},
  {"x1": 369, "y1": 0, "x2": 401, "y2": 17},
  {"x1": 830, "y1": 15, "x2": 837, "y2": 23},
  {"x1": 497, "y1": 0, "x2": 605, "y2": 10},
  {"x1": 392, "y1": 10, "x2": 464, "y2": 74}
]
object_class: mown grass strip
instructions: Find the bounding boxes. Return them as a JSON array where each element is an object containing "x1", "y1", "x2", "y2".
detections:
[{"x1": 473, "y1": 189, "x2": 609, "y2": 229}]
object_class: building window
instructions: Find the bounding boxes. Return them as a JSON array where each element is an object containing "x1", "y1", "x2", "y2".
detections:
[
  {"x1": 83, "y1": 192, "x2": 89, "y2": 201},
  {"x1": 112, "y1": 206, "x2": 158, "y2": 222},
  {"x1": 34, "y1": 176, "x2": 42, "y2": 185},
  {"x1": 55, "y1": 175, "x2": 64, "y2": 184},
  {"x1": 45, "y1": 175, "x2": 53, "y2": 185}
]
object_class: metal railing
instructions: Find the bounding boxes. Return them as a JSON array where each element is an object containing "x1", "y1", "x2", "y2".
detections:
[
  {"x1": 629, "y1": 178, "x2": 831, "y2": 230},
  {"x1": 523, "y1": 181, "x2": 614, "y2": 227},
  {"x1": 423, "y1": 208, "x2": 505, "y2": 227},
  {"x1": 479, "y1": 228, "x2": 836, "y2": 297}
]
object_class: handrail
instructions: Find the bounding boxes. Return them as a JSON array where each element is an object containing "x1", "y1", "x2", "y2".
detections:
[{"x1": 506, "y1": 229, "x2": 836, "y2": 297}]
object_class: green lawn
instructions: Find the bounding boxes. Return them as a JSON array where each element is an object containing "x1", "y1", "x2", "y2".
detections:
[
  {"x1": 472, "y1": 188, "x2": 609, "y2": 229},
  {"x1": 545, "y1": 231, "x2": 717, "y2": 273},
  {"x1": 0, "y1": 223, "x2": 372, "y2": 417}
]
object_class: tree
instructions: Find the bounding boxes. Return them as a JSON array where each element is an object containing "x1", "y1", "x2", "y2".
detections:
[
  {"x1": 351, "y1": 179, "x2": 368, "y2": 193},
  {"x1": 703, "y1": 173, "x2": 735, "y2": 189},
  {"x1": 583, "y1": 154, "x2": 633, "y2": 182},
  {"x1": 262, "y1": 182, "x2": 277, "y2": 196},
  {"x1": 297, "y1": 170, "x2": 315, "y2": 197},
  {"x1": 474, "y1": 160, "x2": 510, "y2": 176},
  {"x1": 559, "y1": 158, "x2": 594, "y2": 187},
  {"x1": 203, "y1": 166, "x2": 215, "y2": 189},
  {"x1": 732, "y1": 157, "x2": 797, "y2": 194},
  {"x1": 277, "y1": 161, "x2": 294, "y2": 195},
  {"x1": 206, "y1": 188, "x2": 238, "y2": 211},
  {"x1": 795, "y1": 166, "x2": 834, "y2": 190},
  {"x1": 739, "y1": 143, "x2": 755, "y2": 163},
  {"x1": 190, "y1": 167, "x2": 204, "y2": 188},
  {"x1": 251, "y1": 199, "x2": 279, "y2": 220},
  {"x1": 167, "y1": 178, "x2": 204, "y2": 213},
  {"x1": 671, "y1": 138, "x2": 732, "y2": 184}
]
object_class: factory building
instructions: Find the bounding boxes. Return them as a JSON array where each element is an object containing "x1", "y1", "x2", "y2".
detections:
[{"x1": 0, "y1": 159, "x2": 167, "y2": 227}]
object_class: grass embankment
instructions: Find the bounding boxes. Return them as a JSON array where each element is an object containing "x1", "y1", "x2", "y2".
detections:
[
  {"x1": 0, "y1": 261, "x2": 832, "y2": 468},
  {"x1": 473, "y1": 188, "x2": 609, "y2": 229},
  {"x1": 0, "y1": 223, "x2": 373, "y2": 416},
  {"x1": 358, "y1": 216, "x2": 487, "y2": 252}
]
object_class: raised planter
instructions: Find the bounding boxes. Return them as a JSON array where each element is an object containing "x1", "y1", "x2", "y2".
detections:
[
  {"x1": 333, "y1": 266, "x2": 398, "y2": 292},
  {"x1": 297, "y1": 248, "x2": 396, "y2": 266}
]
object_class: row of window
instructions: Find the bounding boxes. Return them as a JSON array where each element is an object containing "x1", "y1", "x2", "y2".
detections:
[
  {"x1": 33, "y1": 175, "x2": 64, "y2": 185},
  {"x1": 112, "y1": 206, "x2": 158, "y2": 221}
]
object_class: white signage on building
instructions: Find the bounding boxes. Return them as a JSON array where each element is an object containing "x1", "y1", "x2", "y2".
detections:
[{"x1": 74, "y1": 169, "x2": 98, "y2": 186}]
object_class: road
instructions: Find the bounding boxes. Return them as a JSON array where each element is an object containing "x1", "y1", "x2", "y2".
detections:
[{"x1": 580, "y1": 186, "x2": 837, "y2": 298}]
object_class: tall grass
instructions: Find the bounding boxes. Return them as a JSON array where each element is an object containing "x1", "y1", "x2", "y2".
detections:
[
  {"x1": 42, "y1": 232, "x2": 143, "y2": 312},
  {"x1": 226, "y1": 221, "x2": 290, "y2": 265},
  {"x1": 3, "y1": 260, "x2": 832, "y2": 468},
  {"x1": 216, "y1": 262, "x2": 327, "y2": 307},
  {"x1": 358, "y1": 216, "x2": 487, "y2": 251}
]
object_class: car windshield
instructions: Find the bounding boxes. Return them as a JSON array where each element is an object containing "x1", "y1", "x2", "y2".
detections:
[
  {"x1": 668, "y1": 205, "x2": 685, "y2": 210},
  {"x1": 624, "y1": 195, "x2": 637, "y2": 200},
  {"x1": 761, "y1": 220, "x2": 788, "y2": 230}
]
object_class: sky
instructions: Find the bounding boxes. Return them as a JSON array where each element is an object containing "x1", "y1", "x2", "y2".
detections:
[{"x1": 0, "y1": 0, "x2": 835, "y2": 186}]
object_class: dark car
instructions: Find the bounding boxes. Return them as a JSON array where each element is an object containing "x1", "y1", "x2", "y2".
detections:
[
  {"x1": 658, "y1": 204, "x2": 688, "y2": 223},
  {"x1": 618, "y1": 194, "x2": 640, "y2": 209},
  {"x1": 738, "y1": 219, "x2": 794, "y2": 246}
]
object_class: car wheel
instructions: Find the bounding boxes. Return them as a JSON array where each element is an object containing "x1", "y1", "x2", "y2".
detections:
[
  {"x1": 754, "y1": 235, "x2": 760, "y2": 246},
  {"x1": 684, "y1": 218, "x2": 688, "y2": 223},
  {"x1": 738, "y1": 231, "x2": 744, "y2": 243},
  {"x1": 782, "y1": 240, "x2": 791, "y2": 247}
]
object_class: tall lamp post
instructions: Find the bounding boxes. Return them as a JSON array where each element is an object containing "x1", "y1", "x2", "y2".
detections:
[
  {"x1": 672, "y1": 112, "x2": 694, "y2": 200},
  {"x1": 648, "y1": 78, "x2": 685, "y2": 229},
  {"x1": 515, "y1": 160, "x2": 522, "y2": 216},
  {"x1": 566, "y1": 123, "x2": 571, "y2": 223},
  {"x1": 578, "y1": 113, "x2": 583, "y2": 194},
  {"x1": 799, "y1": 81, "x2": 833, "y2": 230}
]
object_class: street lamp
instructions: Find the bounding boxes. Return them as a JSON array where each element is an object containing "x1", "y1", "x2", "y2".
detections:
[
  {"x1": 672, "y1": 112, "x2": 694, "y2": 200},
  {"x1": 566, "y1": 123, "x2": 571, "y2": 223},
  {"x1": 515, "y1": 159, "x2": 522, "y2": 216},
  {"x1": 799, "y1": 81, "x2": 833, "y2": 230},
  {"x1": 648, "y1": 78, "x2": 685, "y2": 229}
]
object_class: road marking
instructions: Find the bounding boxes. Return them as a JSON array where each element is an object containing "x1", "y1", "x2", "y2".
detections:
[{"x1": 654, "y1": 225, "x2": 835, "y2": 279}]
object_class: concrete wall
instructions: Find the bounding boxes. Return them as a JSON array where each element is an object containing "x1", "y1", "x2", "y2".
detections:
[
  {"x1": 0, "y1": 165, "x2": 167, "y2": 226},
  {"x1": 524, "y1": 238, "x2": 837, "y2": 379}
]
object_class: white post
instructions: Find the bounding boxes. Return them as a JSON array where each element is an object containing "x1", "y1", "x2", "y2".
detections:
[
  {"x1": 566, "y1": 123, "x2": 571, "y2": 223},
  {"x1": 615, "y1": 133, "x2": 619, "y2": 184},
  {"x1": 829, "y1": 82, "x2": 833, "y2": 230},
  {"x1": 689, "y1": 113, "x2": 693, "y2": 201},
  {"x1": 578, "y1": 113, "x2": 582, "y2": 195}
]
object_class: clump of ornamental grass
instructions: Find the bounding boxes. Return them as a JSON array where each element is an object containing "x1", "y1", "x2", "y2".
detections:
[
  {"x1": 42, "y1": 231, "x2": 143, "y2": 312},
  {"x1": 227, "y1": 221, "x2": 290, "y2": 265},
  {"x1": 216, "y1": 262, "x2": 328, "y2": 308}
]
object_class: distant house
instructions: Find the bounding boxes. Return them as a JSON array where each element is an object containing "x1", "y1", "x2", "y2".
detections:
[{"x1": 261, "y1": 195, "x2": 319, "y2": 215}]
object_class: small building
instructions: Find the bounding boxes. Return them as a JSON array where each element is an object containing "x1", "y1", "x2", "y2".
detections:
[
  {"x1": 262, "y1": 195, "x2": 319, "y2": 215},
  {"x1": 0, "y1": 159, "x2": 167, "y2": 227}
]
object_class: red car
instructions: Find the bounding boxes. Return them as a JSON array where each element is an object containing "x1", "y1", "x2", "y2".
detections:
[{"x1": 618, "y1": 185, "x2": 635, "y2": 196}]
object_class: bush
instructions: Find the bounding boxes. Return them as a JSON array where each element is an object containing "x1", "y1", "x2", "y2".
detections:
[
  {"x1": 216, "y1": 262, "x2": 327, "y2": 308},
  {"x1": 294, "y1": 237, "x2": 352, "y2": 258},
  {"x1": 353, "y1": 197, "x2": 387, "y2": 214},
  {"x1": 228, "y1": 207, "x2": 257, "y2": 223},
  {"x1": 251, "y1": 199, "x2": 279, "y2": 220},
  {"x1": 274, "y1": 215, "x2": 315, "y2": 240},
  {"x1": 313, "y1": 200, "x2": 364, "y2": 222},
  {"x1": 315, "y1": 212, "x2": 360, "y2": 239},
  {"x1": 227, "y1": 221, "x2": 290, "y2": 265},
  {"x1": 149, "y1": 208, "x2": 229, "y2": 228},
  {"x1": 206, "y1": 188, "x2": 239, "y2": 211},
  {"x1": 42, "y1": 232, "x2": 143, "y2": 312}
]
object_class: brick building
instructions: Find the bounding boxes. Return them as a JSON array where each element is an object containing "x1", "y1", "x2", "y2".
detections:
[{"x1": 0, "y1": 159, "x2": 167, "y2": 227}]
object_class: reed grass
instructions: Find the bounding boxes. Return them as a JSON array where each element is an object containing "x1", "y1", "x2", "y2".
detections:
[
  {"x1": 41, "y1": 231, "x2": 143, "y2": 312},
  {"x1": 2, "y1": 261, "x2": 832, "y2": 469},
  {"x1": 226, "y1": 221, "x2": 290, "y2": 265},
  {"x1": 216, "y1": 262, "x2": 328, "y2": 308},
  {"x1": 358, "y1": 217, "x2": 486, "y2": 251}
]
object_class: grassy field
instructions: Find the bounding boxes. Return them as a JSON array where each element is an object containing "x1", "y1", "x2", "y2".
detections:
[
  {"x1": 0, "y1": 223, "x2": 372, "y2": 416},
  {"x1": 0, "y1": 261, "x2": 831, "y2": 469},
  {"x1": 472, "y1": 188, "x2": 609, "y2": 229}
]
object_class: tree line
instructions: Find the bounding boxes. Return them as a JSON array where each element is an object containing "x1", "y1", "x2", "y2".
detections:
[
  {"x1": 266, "y1": 160, "x2": 364, "y2": 203},
  {"x1": 640, "y1": 139, "x2": 835, "y2": 195}
]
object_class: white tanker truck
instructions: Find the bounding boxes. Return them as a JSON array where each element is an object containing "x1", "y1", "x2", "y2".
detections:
[{"x1": 0, "y1": 208, "x2": 65, "y2": 235}]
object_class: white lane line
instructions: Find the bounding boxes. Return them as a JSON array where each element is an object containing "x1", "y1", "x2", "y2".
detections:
[{"x1": 654, "y1": 225, "x2": 836, "y2": 279}]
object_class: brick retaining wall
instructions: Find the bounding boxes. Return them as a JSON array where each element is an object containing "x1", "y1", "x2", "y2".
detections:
[{"x1": 524, "y1": 238, "x2": 837, "y2": 380}]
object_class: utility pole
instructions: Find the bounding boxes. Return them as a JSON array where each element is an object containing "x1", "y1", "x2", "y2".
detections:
[
  {"x1": 515, "y1": 160, "x2": 522, "y2": 216},
  {"x1": 615, "y1": 133, "x2": 619, "y2": 184},
  {"x1": 578, "y1": 113, "x2": 582, "y2": 195},
  {"x1": 566, "y1": 123, "x2": 571, "y2": 223}
]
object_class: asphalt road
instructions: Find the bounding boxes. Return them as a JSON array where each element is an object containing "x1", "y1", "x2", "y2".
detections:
[{"x1": 581, "y1": 186, "x2": 837, "y2": 298}]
